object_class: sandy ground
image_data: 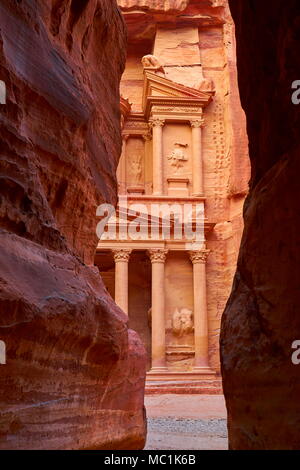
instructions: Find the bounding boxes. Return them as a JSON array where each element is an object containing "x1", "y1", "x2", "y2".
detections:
[{"x1": 145, "y1": 395, "x2": 228, "y2": 450}]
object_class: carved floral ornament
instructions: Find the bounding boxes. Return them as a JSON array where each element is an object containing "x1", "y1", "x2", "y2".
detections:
[
  {"x1": 148, "y1": 249, "x2": 168, "y2": 263},
  {"x1": 189, "y1": 250, "x2": 210, "y2": 264},
  {"x1": 190, "y1": 117, "x2": 205, "y2": 128},
  {"x1": 149, "y1": 118, "x2": 165, "y2": 128},
  {"x1": 113, "y1": 249, "x2": 132, "y2": 262}
]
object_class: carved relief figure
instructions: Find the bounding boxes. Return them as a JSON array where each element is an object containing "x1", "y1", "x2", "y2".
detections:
[
  {"x1": 168, "y1": 143, "x2": 188, "y2": 171},
  {"x1": 172, "y1": 308, "x2": 194, "y2": 337},
  {"x1": 142, "y1": 54, "x2": 165, "y2": 74},
  {"x1": 130, "y1": 154, "x2": 143, "y2": 184}
]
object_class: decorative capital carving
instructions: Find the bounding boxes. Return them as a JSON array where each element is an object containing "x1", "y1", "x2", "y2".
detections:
[
  {"x1": 189, "y1": 250, "x2": 210, "y2": 264},
  {"x1": 113, "y1": 249, "x2": 132, "y2": 262},
  {"x1": 148, "y1": 249, "x2": 168, "y2": 263},
  {"x1": 122, "y1": 134, "x2": 130, "y2": 142},
  {"x1": 190, "y1": 118, "x2": 205, "y2": 129},
  {"x1": 142, "y1": 133, "x2": 152, "y2": 142},
  {"x1": 149, "y1": 118, "x2": 165, "y2": 129}
]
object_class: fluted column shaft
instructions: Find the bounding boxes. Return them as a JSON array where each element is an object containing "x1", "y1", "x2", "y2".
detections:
[
  {"x1": 189, "y1": 250, "x2": 210, "y2": 369},
  {"x1": 148, "y1": 249, "x2": 168, "y2": 371},
  {"x1": 191, "y1": 118, "x2": 205, "y2": 196},
  {"x1": 150, "y1": 119, "x2": 165, "y2": 195},
  {"x1": 113, "y1": 249, "x2": 131, "y2": 315}
]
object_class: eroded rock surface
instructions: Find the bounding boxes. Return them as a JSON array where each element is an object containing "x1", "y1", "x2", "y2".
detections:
[
  {"x1": 0, "y1": 0, "x2": 146, "y2": 450},
  {"x1": 221, "y1": 0, "x2": 300, "y2": 450}
]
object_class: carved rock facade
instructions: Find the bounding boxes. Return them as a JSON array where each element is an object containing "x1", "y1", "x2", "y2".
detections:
[{"x1": 96, "y1": 0, "x2": 250, "y2": 392}]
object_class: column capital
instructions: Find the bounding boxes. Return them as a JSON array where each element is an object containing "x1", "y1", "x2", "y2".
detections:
[
  {"x1": 122, "y1": 134, "x2": 130, "y2": 142},
  {"x1": 190, "y1": 118, "x2": 205, "y2": 129},
  {"x1": 148, "y1": 248, "x2": 168, "y2": 263},
  {"x1": 149, "y1": 118, "x2": 165, "y2": 129},
  {"x1": 143, "y1": 133, "x2": 152, "y2": 141},
  {"x1": 189, "y1": 249, "x2": 210, "y2": 264},
  {"x1": 113, "y1": 249, "x2": 132, "y2": 262}
]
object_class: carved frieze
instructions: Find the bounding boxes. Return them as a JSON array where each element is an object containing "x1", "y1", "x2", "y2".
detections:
[{"x1": 152, "y1": 106, "x2": 202, "y2": 114}]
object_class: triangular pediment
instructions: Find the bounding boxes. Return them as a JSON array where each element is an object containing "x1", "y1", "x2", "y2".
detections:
[
  {"x1": 142, "y1": 70, "x2": 214, "y2": 118},
  {"x1": 143, "y1": 70, "x2": 214, "y2": 101}
]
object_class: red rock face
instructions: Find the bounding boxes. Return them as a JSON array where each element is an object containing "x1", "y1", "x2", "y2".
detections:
[
  {"x1": 0, "y1": 0, "x2": 146, "y2": 450},
  {"x1": 221, "y1": 0, "x2": 300, "y2": 450}
]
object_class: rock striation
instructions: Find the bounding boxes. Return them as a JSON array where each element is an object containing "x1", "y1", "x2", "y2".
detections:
[
  {"x1": 221, "y1": 0, "x2": 300, "y2": 450},
  {"x1": 0, "y1": 0, "x2": 146, "y2": 450}
]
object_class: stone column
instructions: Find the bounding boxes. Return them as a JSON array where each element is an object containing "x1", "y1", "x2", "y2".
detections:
[
  {"x1": 189, "y1": 249, "x2": 210, "y2": 370},
  {"x1": 150, "y1": 118, "x2": 165, "y2": 195},
  {"x1": 148, "y1": 248, "x2": 168, "y2": 371},
  {"x1": 117, "y1": 134, "x2": 129, "y2": 194},
  {"x1": 190, "y1": 118, "x2": 205, "y2": 197},
  {"x1": 113, "y1": 249, "x2": 131, "y2": 315}
]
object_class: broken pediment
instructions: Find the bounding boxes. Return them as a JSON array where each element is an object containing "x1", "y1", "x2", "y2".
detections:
[{"x1": 142, "y1": 70, "x2": 215, "y2": 118}]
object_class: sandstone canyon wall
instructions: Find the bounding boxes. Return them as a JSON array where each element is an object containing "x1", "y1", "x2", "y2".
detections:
[
  {"x1": 221, "y1": 0, "x2": 300, "y2": 450},
  {"x1": 0, "y1": 0, "x2": 146, "y2": 450}
]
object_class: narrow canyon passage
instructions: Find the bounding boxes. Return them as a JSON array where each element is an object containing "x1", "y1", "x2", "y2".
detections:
[{"x1": 1, "y1": 0, "x2": 299, "y2": 452}]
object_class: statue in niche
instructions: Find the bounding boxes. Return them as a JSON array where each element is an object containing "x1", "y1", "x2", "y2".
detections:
[
  {"x1": 172, "y1": 308, "x2": 194, "y2": 337},
  {"x1": 142, "y1": 54, "x2": 165, "y2": 74},
  {"x1": 130, "y1": 154, "x2": 143, "y2": 185},
  {"x1": 168, "y1": 143, "x2": 188, "y2": 172}
]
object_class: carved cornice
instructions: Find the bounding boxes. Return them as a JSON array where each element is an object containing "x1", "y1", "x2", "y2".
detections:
[
  {"x1": 148, "y1": 249, "x2": 168, "y2": 263},
  {"x1": 113, "y1": 249, "x2": 132, "y2": 262},
  {"x1": 189, "y1": 250, "x2": 210, "y2": 264}
]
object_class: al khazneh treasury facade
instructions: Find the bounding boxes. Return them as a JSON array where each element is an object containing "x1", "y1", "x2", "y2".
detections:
[{"x1": 96, "y1": 0, "x2": 249, "y2": 392}]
